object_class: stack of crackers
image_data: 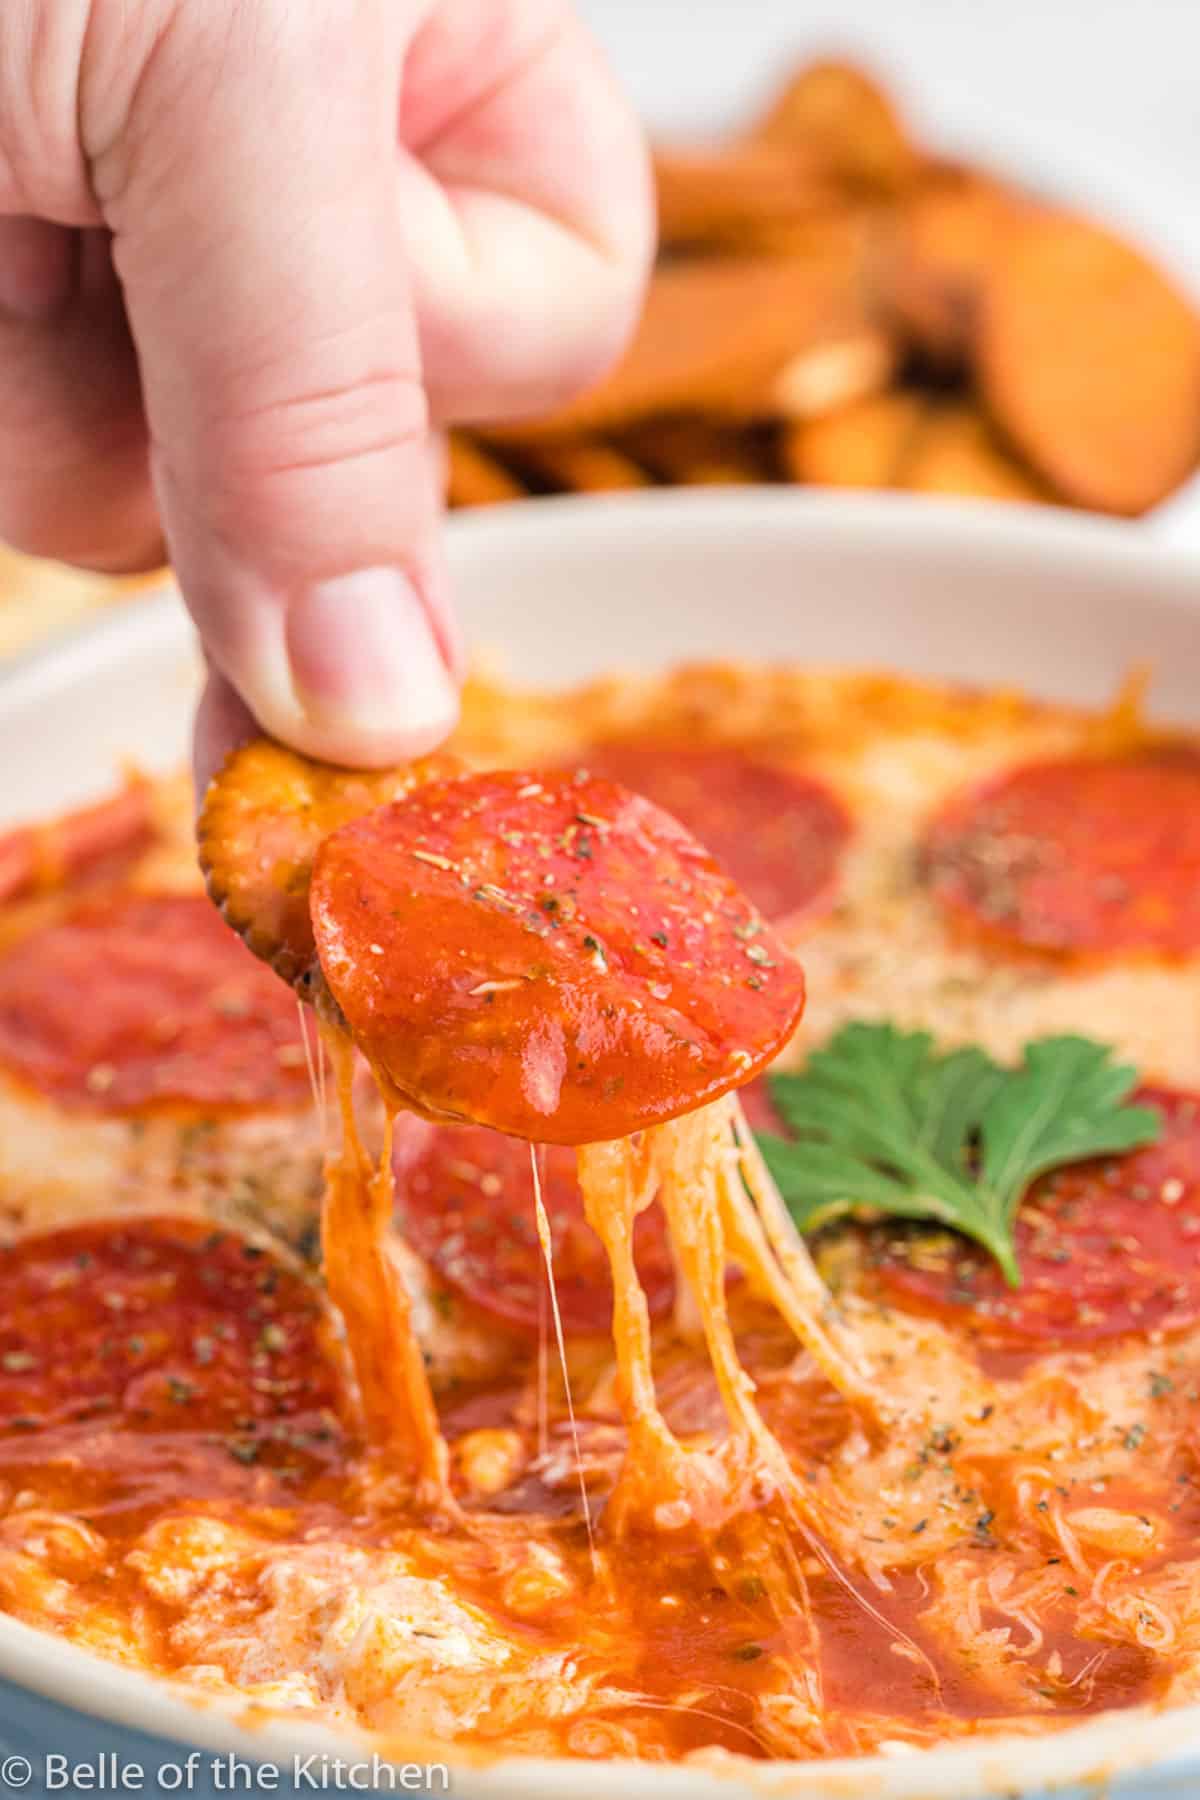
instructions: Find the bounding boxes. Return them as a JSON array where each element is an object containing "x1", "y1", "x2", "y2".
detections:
[{"x1": 450, "y1": 59, "x2": 1200, "y2": 519}]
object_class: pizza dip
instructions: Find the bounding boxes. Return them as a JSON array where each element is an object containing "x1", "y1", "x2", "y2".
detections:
[{"x1": 0, "y1": 660, "x2": 1197, "y2": 1770}]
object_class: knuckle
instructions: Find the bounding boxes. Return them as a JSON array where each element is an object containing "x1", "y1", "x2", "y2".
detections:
[
  {"x1": 86, "y1": 0, "x2": 382, "y2": 214},
  {"x1": 0, "y1": 2, "x2": 92, "y2": 213},
  {"x1": 166, "y1": 361, "x2": 430, "y2": 566},
  {"x1": 222, "y1": 362, "x2": 429, "y2": 478}
]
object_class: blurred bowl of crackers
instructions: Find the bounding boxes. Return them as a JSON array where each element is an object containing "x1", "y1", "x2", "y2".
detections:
[
  {"x1": 5, "y1": 56, "x2": 1200, "y2": 664},
  {"x1": 451, "y1": 58, "x2": 1200, "y2": 525}
]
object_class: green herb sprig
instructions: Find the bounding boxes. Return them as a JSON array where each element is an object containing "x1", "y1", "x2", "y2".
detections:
[{"x1": 756, "y1": 1024, "x2": 1161, "y2": 1285}]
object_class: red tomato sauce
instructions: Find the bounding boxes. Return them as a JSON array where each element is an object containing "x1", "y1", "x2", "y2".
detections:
[{"x1": 0, "y1": 1211, "x2": 1169, "y2": 1760}]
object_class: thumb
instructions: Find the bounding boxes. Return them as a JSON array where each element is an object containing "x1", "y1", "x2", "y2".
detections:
[{"x1": 87, "y1": 1, "x2": 459, "y2": 767}]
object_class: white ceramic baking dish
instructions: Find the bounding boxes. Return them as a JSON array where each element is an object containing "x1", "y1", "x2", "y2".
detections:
[{"x1": 2, "y1": 490, "x2": 1200, "y2": 1798}]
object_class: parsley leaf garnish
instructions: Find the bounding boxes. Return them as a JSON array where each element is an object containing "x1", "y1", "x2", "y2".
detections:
[{"x1": 756, "y1": 1024, "x2": 1161, "y2": 1285}]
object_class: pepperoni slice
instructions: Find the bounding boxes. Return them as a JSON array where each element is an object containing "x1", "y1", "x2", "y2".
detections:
[
  {"x1": 0, "y1": 893, "x2": 312, "y2": 1114},
  {"x1": 925, "y1": 749, "x2": 1200, "y2": 955},
  {"x1": 0, "y1": 780, "x2": 154, "y2": 907},
  {"x1": 395, "y1": 1121, "x2": 675, "y2": 1335},
  {"x1": 574, "y1": 744, "x2": 850, "y2": 922},
  {"x1": 877, "y1": 1089, "x2": 1200, "y2": 1345},
  {"x1": 0, "y1": 1218, "x2": 340, "y2": 1458},
  {"x1": 310, "y1": 769, "x2": 806, "y2": 1144}
]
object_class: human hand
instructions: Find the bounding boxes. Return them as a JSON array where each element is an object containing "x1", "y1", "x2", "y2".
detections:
[{"x1": 0, "y1": 0, "x2": 653, "y2": 782}]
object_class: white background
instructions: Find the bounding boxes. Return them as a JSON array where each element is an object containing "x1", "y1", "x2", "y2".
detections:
[{"x1": 576, "y1": 0, "x2": 1199, "y2": 186}]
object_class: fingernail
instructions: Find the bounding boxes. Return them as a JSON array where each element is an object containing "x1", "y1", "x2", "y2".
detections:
[{"x1": 285, "y1": 568, "x2": 458, "y2": 759}]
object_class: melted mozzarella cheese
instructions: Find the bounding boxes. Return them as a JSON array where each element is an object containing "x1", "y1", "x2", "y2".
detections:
[
  {"x1": 129, "y1": 1519, "x2": 600, "y2": 1739},
  {"x1": 0, "y1": 1067, "x2": 327, "y2": 1249}
]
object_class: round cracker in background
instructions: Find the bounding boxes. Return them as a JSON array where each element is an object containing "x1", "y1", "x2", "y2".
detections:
[
  {"x1": 896, "y1": 400, "x2": 1051, "y2": 505},
  {"x1": 883, "y1": 164, "x2": 1033, "y2": 366},
  {"x1": 782, "y1": 389, "x2": 925, "y2": 488},
  {"x1": 748, "y1": 58, "x2": 920, "y2": 198},
  {"x1": 486, "y1": 244, "x2": 890, "y2": 440},
  {"x1": 446, "y1": 434, "x2": 526, "y2": 508},
  {"x1": 510, "y1": 438, "x2": 653, "y2": 497},
  {"x1": 978, "y1": 213, "x2": 1200, "y2": 516},
  {"x1": 653, "y1": 141, "x2": 841, "y2": 255}
]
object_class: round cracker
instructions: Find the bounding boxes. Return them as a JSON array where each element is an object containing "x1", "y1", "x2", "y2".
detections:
[{"x1": 979, "y1": 213, "x2": 1200, "y2": 515}]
